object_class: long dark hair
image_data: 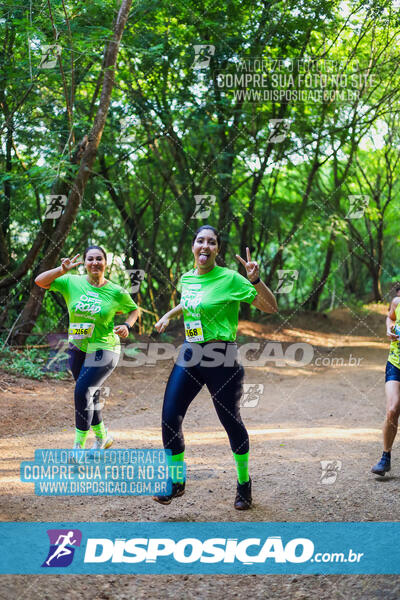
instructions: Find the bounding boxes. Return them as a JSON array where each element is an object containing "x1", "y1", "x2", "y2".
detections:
[
  {"x1": 83, "y1": 245, "x2": 107, "y2": 262},
  {"x1": 192, "y1": 225, "x2": 221, "y2": 249}
]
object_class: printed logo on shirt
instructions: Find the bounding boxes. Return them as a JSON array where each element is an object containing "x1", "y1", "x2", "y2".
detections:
[
  {"x1": 181, "y1": 288, "x2": 204, "y2": 313},
  {"x1": 73, "y1": 294, "x2": 101, "y2": 315}
]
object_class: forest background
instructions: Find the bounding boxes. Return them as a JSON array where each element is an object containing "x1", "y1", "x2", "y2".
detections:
[{"x1": 1, "y1": 0, "x2": 400, "y2": 351}]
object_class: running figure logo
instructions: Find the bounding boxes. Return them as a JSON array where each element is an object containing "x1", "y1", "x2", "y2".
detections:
[
  {"x1": 275, "y1": 270, "x2": 298, "y2": 294},
  {"x1": 320, "y1": 460, "x2": 342, "y2": 484},
  {"x1": 44, "y1": 194, "x2": 67, "y2": 219},
  {"x1": 191, "y1": 195, "x2": 216, "y2": 219},
  {"x1": 191, "y1": 44, "x2": 215, "y2": 69},
  {"x1": 241, "y1": 383, "x2": 264, "y2": 408},
  {"x1": 42, "y1": 529, "x2": 82, "y2": 567}
]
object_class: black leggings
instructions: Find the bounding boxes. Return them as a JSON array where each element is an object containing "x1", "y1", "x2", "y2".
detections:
[
  {"x1": 67, "y1": 344, "x2": 118, "y2": 431},
  {"x1": 162, "y1": 342, "x2": 249, "y2": 456}
]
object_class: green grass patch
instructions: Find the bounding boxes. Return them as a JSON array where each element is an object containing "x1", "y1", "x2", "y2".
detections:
[{"x1": 0, "y1": 345, "x2": 70, "y2": 381}]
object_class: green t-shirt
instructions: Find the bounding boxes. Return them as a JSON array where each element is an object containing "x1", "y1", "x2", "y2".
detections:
[
  {"x1": 388, "y1": 303, "x2": 400, "y2": 368},
  {"x1": 49, "y1": 275, "x2": 138, "y2": 353},
  {"x1": 180, "y1": 266, "x2": 257, "y2": 342}
]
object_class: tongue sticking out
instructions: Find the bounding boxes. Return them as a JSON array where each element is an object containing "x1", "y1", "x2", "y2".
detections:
[{"x1": 198, "y1": 254, "x2": 208, "y2": 265}]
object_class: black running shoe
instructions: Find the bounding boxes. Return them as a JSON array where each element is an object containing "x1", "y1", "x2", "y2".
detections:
[
  {"x1": 153, "y1": 481, "x2": 186, "y2": 505},
  {"x1": 234, "y1": 478, "x2": 252, "y2": 510},
  {"x1": 371, "y1": 452, "x2": 391, "y2": 476}
]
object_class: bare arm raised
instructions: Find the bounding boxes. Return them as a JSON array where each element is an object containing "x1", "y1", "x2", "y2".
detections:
[
  {"x1": 35, "y1": 254, "x2": 82, "y2": 289},
  {"x1": 235, "y1": 247, "x2": 278, "y2": 314}
]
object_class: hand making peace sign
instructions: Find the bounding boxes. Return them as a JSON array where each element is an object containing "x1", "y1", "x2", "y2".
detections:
[
  {"x1": 60, "y1": 254, "x2": 82, "y2": 274},
  {"x1": 235, "y1": 247, "x2": 260, "y2": 284}
]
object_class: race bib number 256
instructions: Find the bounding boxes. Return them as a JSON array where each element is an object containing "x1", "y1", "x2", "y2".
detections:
[{"x1": 68, "y1": 322, "x2": 95, "y2": 339}]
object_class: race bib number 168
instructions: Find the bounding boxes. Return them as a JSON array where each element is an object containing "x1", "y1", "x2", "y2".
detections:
[{"x1": 184, "y1": 320, "x2": 204, "y2": 342}]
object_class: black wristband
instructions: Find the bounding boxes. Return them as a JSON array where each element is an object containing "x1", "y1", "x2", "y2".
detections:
[
  {"x1": 250, "y1": 277, "x2": 260, "y2": 285},
  {"x1": 123, "y1": 322, "x2": 132, "y2": 332}
]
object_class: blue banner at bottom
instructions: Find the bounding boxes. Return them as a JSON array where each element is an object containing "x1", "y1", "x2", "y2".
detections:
[{"x1": 0, "y1": 522, "x2": 399, "y2": 574}]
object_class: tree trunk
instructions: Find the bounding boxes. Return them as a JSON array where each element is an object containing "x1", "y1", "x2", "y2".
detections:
[
  {"x1": 0, "y1": 120, "x2": 13, "y2": 268},
  {"x1": 11, "y1": 0, "x2": 133, "y2": 345},
  {"x1": 371, "y1": 219, "x2": 384, "y2": 302},
  {"x1": 305, "y1": 230, "x2": 336, "y2": 311},
  {"x1": 266, "y1": 154, "x2": 321, "y2": 287},
  {"x1": 370, "y1": 266, "x2": 382, "y2": 302}
]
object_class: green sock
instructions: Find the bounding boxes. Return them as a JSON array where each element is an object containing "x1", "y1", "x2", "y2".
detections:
[
  {"x1": 92, "y1": 421, "x2": 107, "y2": 440},
  {"x1": 167, "y1": 451, "x2": 185, "y2": 483},
  {"x1": 74, "y1": 428, "x2": 89, "y2": 448},
  {"x1": 233, "y1": 451, "x2": 250, "y2": 484}
]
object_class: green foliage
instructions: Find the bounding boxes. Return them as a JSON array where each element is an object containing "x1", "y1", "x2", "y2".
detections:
[
  {"x1": 1, "y1": 0, "x2": 400, "y2": 346},
  {"x1": 0, "y1": 345, "x2": 69, "y2": 380}
]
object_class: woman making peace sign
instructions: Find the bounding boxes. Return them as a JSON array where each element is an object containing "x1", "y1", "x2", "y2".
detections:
[
  {"x1": 154, "y1": 225, "x2": 277, "y2": 509},
  {"x1": 35, "y1": 246, "x2": 138, "y2": 451}
]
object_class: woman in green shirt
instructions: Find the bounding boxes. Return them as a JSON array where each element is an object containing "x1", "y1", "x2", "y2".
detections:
[
  {"x1": 35, "y1": 246, "x2": 138, "y2": 450},
  {"x1": 153, "y1": 226, "x2": 278, "y2": 509}
]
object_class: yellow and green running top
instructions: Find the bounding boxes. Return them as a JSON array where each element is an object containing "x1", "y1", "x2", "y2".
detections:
[{"x1": 388, "y1": 302, "x2": 400, "y2": 369}]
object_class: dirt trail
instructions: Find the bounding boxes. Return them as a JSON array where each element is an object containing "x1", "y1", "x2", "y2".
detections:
[{"x1": 1, "y1": 306, "x2": 399, "y2": 598}]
